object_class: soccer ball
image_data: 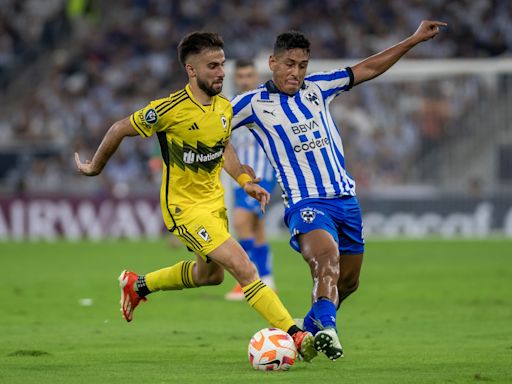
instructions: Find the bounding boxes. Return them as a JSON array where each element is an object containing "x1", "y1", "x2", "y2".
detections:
[{"x1": 248, "y1": 328, "x2": 297, "y2": 371}]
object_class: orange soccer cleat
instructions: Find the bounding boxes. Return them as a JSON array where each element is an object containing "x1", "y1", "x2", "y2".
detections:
[
  {"x1": 118, "y1": 270, "x2": 147, "y2": 322},
  {"x1": 224, "y1": 283, "x2": 245, "y2": 301},
  {"x1": 292, "y1": 330, "x2": 317, "y2": 362}
]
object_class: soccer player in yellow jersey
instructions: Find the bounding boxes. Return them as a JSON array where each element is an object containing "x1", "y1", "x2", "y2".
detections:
[{"x1": 74, "y1": 31, "x2": 317, "y2": 361}]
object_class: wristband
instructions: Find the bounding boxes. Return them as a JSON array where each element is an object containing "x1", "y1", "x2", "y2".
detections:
[{"x1": 237, "y1": 173, "x2": 253, "y2": 187}]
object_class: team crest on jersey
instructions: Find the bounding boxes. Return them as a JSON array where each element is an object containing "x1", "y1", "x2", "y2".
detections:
[
  {"x1": 220, "y1": 115, "x2": 227, "y2": 130},
  {"x1": 305, "y1": 92, "x2": 320, "y2": 106},
  {"x1": 197, "y1": 227, "x2": 211, "y2": 242},
  {"x1": 300, "y1": 208, "x2": 316, "y2": 224},
  {"x1": 144, "y1": 108, "x2": 158, "y2": 125}
]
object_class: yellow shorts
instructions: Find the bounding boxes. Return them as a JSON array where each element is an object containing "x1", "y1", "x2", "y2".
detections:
[{"x1": 171, "y1": 204, "x2": 230, "y2": 260}]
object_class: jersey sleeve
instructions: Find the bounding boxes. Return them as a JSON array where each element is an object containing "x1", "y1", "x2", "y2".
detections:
[
  {"x1": 130, "y1": 99, "x2": 169, "y2": 138},
  {"x1": 231, "y1": 92, "x2": 256, "y2": 130},
  {"x1": 305, "y1": 67, "x2": 354, "y2": 103}
]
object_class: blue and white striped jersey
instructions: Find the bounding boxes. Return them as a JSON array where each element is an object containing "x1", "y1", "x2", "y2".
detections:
[
  {"x1": 230, "y1": 126, "x2": 275, "y2": 183},
  {"x1": 231, "y1": 67, "x2": 355, "y2": 208}
]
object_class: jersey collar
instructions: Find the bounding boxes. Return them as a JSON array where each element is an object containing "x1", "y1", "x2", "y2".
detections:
[
  {"x1": 264, "y1": 80, "x2": 307, "y2": 96},
  {"x1": 185, "y1": 84, "x2": 215, "y2": 112}
]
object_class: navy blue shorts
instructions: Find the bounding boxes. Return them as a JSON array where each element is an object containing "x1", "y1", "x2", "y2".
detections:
[
  {"x1": 234, "y1": 178, "x2": 277, "y2": 218},
  {"x1": 285, "y1": 196, "x2": 365, "y2": 255}
]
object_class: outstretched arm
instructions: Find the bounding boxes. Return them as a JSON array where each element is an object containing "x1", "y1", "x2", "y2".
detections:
[
  {"x1": 74, "y1": 117, "x2": 139, "y2": 176},
  {"x1": 352, "y1": 20, "x2": 447, "y2": 86}
]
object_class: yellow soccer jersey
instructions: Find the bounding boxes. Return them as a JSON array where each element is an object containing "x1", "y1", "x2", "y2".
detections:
[{"x1": 130, "y1": 84, "x2": 232, "y2": 231}]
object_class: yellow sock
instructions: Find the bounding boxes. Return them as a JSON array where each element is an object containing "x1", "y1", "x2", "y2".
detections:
[
  {"x1": 145, "y1": 261, "x2": 197, "y2": 292},
  {"x1": 242, "y1": 279, "x2": 295, "y2": 332}
]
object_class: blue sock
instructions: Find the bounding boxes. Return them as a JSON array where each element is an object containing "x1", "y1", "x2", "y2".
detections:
[
  {"x1": 252, "y1": 244, "x2": 271, "y2": 277},
  {"x1": 303, "y1": 308, "x2": 320, "y2": 335},
  {"x1": 312, "y1": 298, "x2": 337, "y2": 330},
  {"x1": 239, "y1": 238, "x2": 255, "y2": 264}
]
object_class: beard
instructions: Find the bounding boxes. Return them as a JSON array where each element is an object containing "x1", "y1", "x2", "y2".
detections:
[{"x1": 197, "y1": 76, "x2": 222, "y2": 97}]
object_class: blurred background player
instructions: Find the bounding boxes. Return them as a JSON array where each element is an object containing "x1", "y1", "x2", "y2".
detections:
[{"x1": 225, "y1": 60, "x2": 278, "y2": 301}]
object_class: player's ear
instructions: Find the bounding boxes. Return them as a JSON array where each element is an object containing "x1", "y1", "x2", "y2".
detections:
[
  {"x1": 269, "y1": 55, "x2": 277, "y2": 71},
  {"x1": 185, "y1": 63, "x2": 196, "y2": 78}
]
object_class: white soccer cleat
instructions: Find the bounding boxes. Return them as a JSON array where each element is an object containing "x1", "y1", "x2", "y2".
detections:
[{"x1": 314, "y1": 327, "x2": 344, "y2": 360}]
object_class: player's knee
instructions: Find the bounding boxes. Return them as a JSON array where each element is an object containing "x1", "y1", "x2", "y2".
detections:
[
  {"x1": 233, "y1": 217, "x2": 251, "y2": 238},
  {"x1": 302, "y1": 246, "x2": 338, "y2": 272},
  {"x1": 232, "y1": 216, "x2": 243, "y2": 233}
]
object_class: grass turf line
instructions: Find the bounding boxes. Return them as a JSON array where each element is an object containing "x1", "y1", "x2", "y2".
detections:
[{"x1": 0, "y1": 239, "x2": 511, "y2": 383}]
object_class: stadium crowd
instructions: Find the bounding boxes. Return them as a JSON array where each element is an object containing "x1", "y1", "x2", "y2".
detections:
[{"x1": 0, "y1": 0, "x2": 510, "y2": 195}]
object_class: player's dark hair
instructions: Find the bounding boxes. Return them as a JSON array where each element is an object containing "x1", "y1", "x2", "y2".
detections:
[
  {"x1": 178, "y1": 31, "x2": 224, "y2": 66},
  {"x1": 234, "y1": 59, "x2": 255, "y2": 69},
  {"x1": 273, "y1": 31, "x2": 311, "y2": 55}
]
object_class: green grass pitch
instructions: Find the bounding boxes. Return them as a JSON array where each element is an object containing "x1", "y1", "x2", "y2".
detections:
[{"x1": 1, "y1": 239, "x2": 511, "y2": 383}]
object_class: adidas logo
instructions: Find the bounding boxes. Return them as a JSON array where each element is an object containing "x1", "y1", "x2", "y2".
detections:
[{"x1": 188, "y1": 123, "x2": 199, "y2": 131}]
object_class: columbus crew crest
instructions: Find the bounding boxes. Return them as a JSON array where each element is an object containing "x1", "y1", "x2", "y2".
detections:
[{"x1": 197, "y1": 227, "x2": 211, "y2": 242}]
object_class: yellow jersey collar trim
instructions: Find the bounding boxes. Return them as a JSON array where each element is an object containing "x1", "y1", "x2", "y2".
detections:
[{"x1": 185, "y1": 84, "x2": 215, "y2": 112}]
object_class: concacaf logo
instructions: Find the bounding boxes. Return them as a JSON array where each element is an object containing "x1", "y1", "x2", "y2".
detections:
[{"x1": 144, "y1": 108, "x2": 158, "y2": 125}]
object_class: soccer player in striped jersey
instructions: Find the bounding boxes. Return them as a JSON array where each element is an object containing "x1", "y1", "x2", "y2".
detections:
[
  {"x1": 74, "y1": 31, "x2": 316, "y2": 361},
  {"x1": 225, "y1": 59, "x2": 278, "y2": 301},
  {"x1": 231, "y1": 20, "x2": 447, "y2": 360}
]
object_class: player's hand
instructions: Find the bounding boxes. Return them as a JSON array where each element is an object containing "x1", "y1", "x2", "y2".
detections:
[
  {"x1": 412, "y1": 20, "x2": 447, "y2": 42},
  {"x1": 241, "y1": 164, "x2": 262, "y2": 183},
  {"x1": 74, "y1": 152, "x2": 100, "y2": 176},
  {"x1": 243, "y1": 182, "x2": 270, "y2": 213}
]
